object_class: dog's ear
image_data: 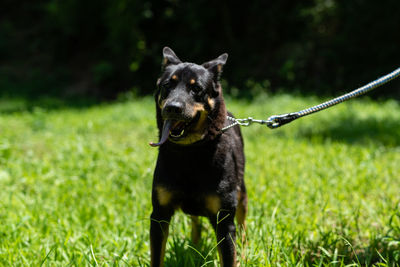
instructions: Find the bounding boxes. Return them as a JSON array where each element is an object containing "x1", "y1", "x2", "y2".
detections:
[
  {"x1": 162, "y1": 47, "x2": 182, "y2": 69},
  {"x1": 203, "y1": 53, "x2": 228, "y2": 97},
  {"x1": 202, "y1": 53, "x2": 228, "y2": 82}
]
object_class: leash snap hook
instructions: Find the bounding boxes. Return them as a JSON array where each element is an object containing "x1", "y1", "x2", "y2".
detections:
[
  {"x1": 266, "y1": 113, "x2": 300, "y2": 129},
  {"x1": 266, "y1": 115, "x2": 280, "y2": 129}
]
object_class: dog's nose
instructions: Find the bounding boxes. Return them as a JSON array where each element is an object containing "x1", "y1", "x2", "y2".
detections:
[{"x1": 164, "y1": 101, "x2": 184, "y2": 115}]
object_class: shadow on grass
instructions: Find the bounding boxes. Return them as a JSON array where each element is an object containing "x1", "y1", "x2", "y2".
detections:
[{"x1": 297, "y1": 114, "x2": 400, "y2": 147}]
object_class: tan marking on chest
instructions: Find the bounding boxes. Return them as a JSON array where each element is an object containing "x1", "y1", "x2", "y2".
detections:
[
  {"x1": 156, "y1": 186, "x2": 173, "y2": 206},
  {"x1": 205, "y1": 195, "x2": 221, "y2": 214}
]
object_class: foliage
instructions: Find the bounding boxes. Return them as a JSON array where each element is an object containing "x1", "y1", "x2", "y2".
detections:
[
  {"x1": 1, "y1": 0, "x2": 400, "y2": 99},
  {"x1": 0, "y1": 94, "x2": 399, "y2": 266}
]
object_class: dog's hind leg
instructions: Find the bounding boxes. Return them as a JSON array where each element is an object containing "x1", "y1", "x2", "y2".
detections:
[
  {"x1": 236, "y1": 188, "x2": 248, "y2": 230},
  {"x1": 236, "y1": 187, "x2": 248, "y2": 256},
  {"x1": 191, "y1": 216, "x2": 202, "y2": 245}
]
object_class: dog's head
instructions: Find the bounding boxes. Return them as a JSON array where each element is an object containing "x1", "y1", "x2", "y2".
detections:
[{"x1": 150, "y1": 47, "x2": 228, "y2": 147}]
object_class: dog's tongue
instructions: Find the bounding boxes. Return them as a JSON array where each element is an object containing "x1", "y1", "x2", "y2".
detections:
[{"x1": 149, "y1": 120, "x2": 173, "y2": 147}]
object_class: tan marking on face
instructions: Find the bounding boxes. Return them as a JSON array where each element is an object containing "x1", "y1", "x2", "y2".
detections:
[
  {"x1": 171, "y1": 74, "x2": 178, "y2": 80},
  {"x1": 217, "y1": 64, "x2": 222, "y2": 72},
  {"x1": 192, "y1": 103, "x2": 205, "y2": 113},
  {"x1": 207, "y1": 97, "x2": 215, "y2": 109},
  {"x1": 191, "y1": 102, "x2": 209, "y2": 133},
  {"x1": 205, "y1": 195, "x2": 221, "y2": 214},
  {"x1": 156, "y1": 186, "x2": 173, "y2": 206},
  {"x1": 190, "y1": 78, "x2": 196, "y2": 85},
  {"x1": 192, "y1": 108, "x2": 208, "y2": 132}
]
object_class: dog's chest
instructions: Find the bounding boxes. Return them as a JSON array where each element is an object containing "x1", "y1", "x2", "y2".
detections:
[
  {"x1": 154, "y1": 140, "x2": 237, "y2": 215},
  {"x1": 155, "y1": 151, "x2": 226, "y2": 216},
  {"x1": 157, "y1": 144, "x2": 226, "y2": 180}
]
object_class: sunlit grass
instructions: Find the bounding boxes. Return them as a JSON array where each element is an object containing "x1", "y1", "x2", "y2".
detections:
[{"x1": 0, "y1": 94, "x2": 399, "y2": 266}]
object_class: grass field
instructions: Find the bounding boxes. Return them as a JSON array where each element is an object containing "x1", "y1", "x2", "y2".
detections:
[{"x1": 0, "y1": 94, "x2": 399, "y2": 266}]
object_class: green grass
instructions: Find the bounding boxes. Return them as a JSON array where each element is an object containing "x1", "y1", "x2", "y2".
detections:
[{"x1": 0, "y1": 94, "x2": 399, "y2": 266}]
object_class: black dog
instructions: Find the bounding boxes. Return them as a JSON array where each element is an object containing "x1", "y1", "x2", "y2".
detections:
[{"x1": 149, "y1": 47, "x2": 247, "y2": 267}]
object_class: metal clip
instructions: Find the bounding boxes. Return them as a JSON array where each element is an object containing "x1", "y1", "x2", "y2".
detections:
[{"x1": 266, "y1": 113, "x2": 300, "y2": 129}]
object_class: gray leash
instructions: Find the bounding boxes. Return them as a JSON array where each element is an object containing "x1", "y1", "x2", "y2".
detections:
[{"x1": 222, "y1": 67, "x2": 400, "y2": 131}]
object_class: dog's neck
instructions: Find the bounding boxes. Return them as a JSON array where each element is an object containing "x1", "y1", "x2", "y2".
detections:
[{"x1": 205, "y1": 86, "x2": 227, "y2": 139}]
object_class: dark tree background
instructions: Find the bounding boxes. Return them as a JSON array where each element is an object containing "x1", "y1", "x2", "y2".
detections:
[{"x1": 1, "y1": 0, "x2": 399, "y2": 100}]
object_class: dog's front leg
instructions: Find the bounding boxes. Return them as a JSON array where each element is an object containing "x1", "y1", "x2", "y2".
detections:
[
  {"x1": 209, "y1": 209, "x2": 237, "y2": 267},
  {"x1": 150, "y1": 206, "x2": 174, "y2": 267}
]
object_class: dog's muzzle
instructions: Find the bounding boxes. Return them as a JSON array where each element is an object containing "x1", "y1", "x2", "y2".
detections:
[{"x1": 150, "y1": 109, "x2": 200, "y2": 147}]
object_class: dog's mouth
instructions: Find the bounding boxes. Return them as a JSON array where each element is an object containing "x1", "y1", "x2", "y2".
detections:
[
  {"x1": 149, "y1": 113, "x2": 200, "y2": 147},
  {"x1": 169, "y1": 120, "x2": 188, "y2": 138}
]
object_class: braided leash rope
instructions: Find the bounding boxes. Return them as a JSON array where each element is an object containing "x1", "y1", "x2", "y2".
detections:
[{"x1": 222, "y1": 67, "x2": 400, "y2": 132}]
